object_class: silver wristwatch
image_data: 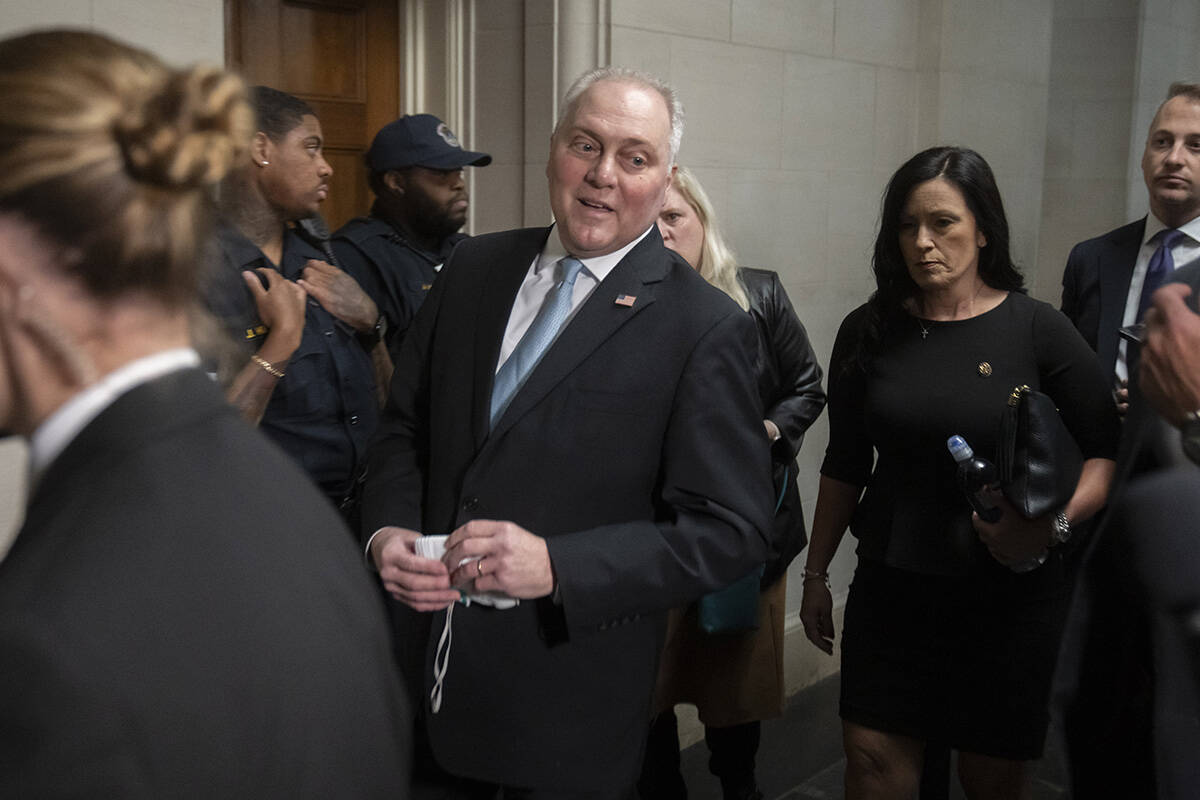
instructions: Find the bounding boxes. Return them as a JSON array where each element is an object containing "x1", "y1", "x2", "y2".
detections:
[{"x1": 1049, "y1": 510, "x2": 1072, "y2": 547}]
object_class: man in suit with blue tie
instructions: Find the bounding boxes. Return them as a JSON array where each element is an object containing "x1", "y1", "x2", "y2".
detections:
[
  {"x1": 1061, "y1": 82, "x2": 1200, "y2": 414},
  {"x1": 361, "y1": 67, "x2": 773, "y2": 799},
  {"x1": 1057, "y1": 82, "x2": 1200, "y2": 797}
]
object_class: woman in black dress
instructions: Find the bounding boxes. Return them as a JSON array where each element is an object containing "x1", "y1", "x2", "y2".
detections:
[
  {"x1": 799, "y1": 146, "x2": 1119, "y2": 799},
  {"x1": 640, "y1": 167, "x2": 826, "y2": 800}
]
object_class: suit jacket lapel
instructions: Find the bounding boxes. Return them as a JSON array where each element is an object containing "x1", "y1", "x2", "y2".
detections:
[
  {"x1": 469, "y1": 227, "x2": 554, "y2": 450},
  {"x1": 488, "y1": 230, "x2": 670, "y2": 441},
  {"x1": 1097, "y1": 218, "x2": 1146, "y2": 374}
]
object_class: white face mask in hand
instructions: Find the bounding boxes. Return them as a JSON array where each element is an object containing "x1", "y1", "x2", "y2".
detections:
[
  {"x1": 415, "y1": 534, "x2": 519, "y2": 713},
  {"x1": 414, "y1": 534, "x2": 519, "y2": 609}
]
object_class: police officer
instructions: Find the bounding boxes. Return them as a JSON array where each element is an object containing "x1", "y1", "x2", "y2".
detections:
[
  {"x1": 332, "y1": 114, "x2": 491, "y2": 361},
  {"x1": 205, "y1": 86, "x2": 386, "y2": 520}
]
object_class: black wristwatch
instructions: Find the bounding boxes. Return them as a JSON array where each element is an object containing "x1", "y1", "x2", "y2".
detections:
[
  {"x1": 357, "y1": 313, "x2": 388, "y2": 349},
  {"x1": 1181, "y1": 411, "x2": 1200, "y2": 466}
]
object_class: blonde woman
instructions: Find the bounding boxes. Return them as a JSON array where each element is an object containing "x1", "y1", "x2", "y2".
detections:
[
  {"x1": 640, "y1": 168, "x2": 826, "y2": 800},
  {"x1": 0, "y1": 30, "x2": 408, "y2": 795}
]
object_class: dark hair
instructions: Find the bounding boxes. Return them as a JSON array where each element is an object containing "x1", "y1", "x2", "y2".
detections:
[
  {"x1": 851, "y1": 145, "x2": 1024, "y2": 370},
  {"x1": 250, "y1": 85, "x2": 315, "y2": 141},
  {"x1": 366, "y1": 165, "x2": 402, "y2": 198},
  {"x1": 0, "y1": 29, "x2": 252, "y2": 307},
  {"x1": 367, "y1": 167, "x2": 387, "y2": 197}
]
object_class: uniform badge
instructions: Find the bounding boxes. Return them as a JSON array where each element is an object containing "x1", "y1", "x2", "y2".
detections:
[{"x1": 437, "y1": 123, "x2": 461, "y2": 148}]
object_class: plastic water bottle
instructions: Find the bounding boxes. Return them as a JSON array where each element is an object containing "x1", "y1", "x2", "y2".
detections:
[
  {"x1": 946, "y1": 435, "x2": 1044, "y2": 572},
  {"x1": 946, "y1": 435, "x2": 1002, "y2": 523}
]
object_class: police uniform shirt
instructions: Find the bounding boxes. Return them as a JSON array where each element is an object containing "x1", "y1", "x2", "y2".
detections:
[
  {"x1": 332, "y1": 210, "x2": 465, "y2": 362},
  {"x1": 205, "y1": 224, "x2": 378, "y2": 501}
]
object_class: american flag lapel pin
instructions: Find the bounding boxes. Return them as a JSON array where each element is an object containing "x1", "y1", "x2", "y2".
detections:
[{"x1": 615, "y1": 294, "x2": 636, "y2": 307}]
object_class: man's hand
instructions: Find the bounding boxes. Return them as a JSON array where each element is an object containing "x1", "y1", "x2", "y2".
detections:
[
  {"x1": 370, "y1": 526, "x2": 460, "y2": 612},
  {"x1": 298, "y1": 259, "x2": 379, "y2": 333},
  {"x1": 242, "y1": 268, "x2": 306, "y2": 361},
  {"x1": 442, "y1": 520, "x2": 556, "y2": 599},
  {"x1": 1141, "y1": 282, "x2": 1200, "y2": 426}
]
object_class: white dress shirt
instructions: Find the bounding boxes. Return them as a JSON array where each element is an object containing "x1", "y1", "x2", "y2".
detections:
[
  {"x1": 28, "y1": 348, "x2": 201, "y2": 488},
  {"x1": 495, "y1": 224, "x2": 655, "y2": 371},
  {"x1": 1115, "y1": 214, "x2": 1200, "y2": 383}
]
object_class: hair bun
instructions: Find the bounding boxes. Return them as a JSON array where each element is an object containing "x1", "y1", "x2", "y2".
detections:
[{"x1": 116, "y1": 64, "x2": 253, "y2": 190}]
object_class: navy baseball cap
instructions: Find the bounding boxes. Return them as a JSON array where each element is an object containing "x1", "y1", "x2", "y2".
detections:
[{"x1": 366, "y1": 114, "x2": 492, "y2": 171}]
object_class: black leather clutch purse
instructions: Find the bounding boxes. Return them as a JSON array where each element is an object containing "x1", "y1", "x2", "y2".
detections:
[{"x1": 996, "y1": 385, "x2": 1083, "y2": 519}]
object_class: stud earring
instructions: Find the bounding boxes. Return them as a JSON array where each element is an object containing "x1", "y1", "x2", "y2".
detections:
[{"x1": 260, "y1": 160, "x2": 269, "y2": 166}]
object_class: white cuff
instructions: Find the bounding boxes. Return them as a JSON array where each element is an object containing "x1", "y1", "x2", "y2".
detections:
[{"x1": 364, "y1": 527, "x2": 388, "y2": 571}]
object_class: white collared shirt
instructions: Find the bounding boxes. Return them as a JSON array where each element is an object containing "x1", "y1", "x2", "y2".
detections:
[
  {"x1": 495, "y1": 225, "x2": 654, "y2": 371},
  {"x1": 28, "y1": 348, "x2": 201, "y2": 486},
  {"x1": 1115, "y1": 214, "x2": 1200, "y2": 382}
]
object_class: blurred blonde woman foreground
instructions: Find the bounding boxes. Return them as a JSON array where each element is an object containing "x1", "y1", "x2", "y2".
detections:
[
  {"x1": 0, "y1": 29, "x2": 408, "y2": 796},
  {"x1": 639, "y1": 168, "x2": 826, "y2": 800}
]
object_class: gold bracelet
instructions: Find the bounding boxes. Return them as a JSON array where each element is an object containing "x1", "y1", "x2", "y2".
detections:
[{"x1": 251, "y1": 354, "x2": 284, "y2": 378}]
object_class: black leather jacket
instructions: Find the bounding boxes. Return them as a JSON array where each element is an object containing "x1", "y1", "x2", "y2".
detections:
[{"x1": 740, "y1": 267, "x2": 826, "y2": 585}]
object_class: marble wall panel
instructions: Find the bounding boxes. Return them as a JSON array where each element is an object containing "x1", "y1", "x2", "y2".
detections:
[{"x1": 731, "y1": 0, "x2": 835, "y2": 56}]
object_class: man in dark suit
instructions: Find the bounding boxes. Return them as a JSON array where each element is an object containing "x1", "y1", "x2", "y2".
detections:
[
  {"x1": 1057, "y1": 264, "x2": 1200, "y2": 796},
  {"x1": 1061, "y1": 82, "x2": 1200, "y2": 412},
  {"x1": 1100, "y1": 467, "x2": 1200, "y2": 800},
  {"x1": 363, "y1": 67, "x2": 773, "y2": 798}
]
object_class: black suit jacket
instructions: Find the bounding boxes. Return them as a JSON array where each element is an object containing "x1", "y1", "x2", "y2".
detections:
[
  {"x1": 1057, "y1": 260, "x2": 1200, "y2": 797},
  {"x1": 0, "y1": 369, "x2": 408, "y2": 798},
  {"x1": 362, "y1": 226, "x2": 773, "y2": 791},
  {"x1": 1061, "y1": 218, "x2": 1145, "y2": 376},
  {"x1": 1108, "y1": 467, "x2": 1200, "y2": 800}
]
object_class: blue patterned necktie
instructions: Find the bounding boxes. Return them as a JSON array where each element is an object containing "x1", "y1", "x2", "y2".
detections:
[
  {"x1": 1137, "y1": 228, "x2": 1186, "y2": 320},
  {"x1": 489, "y1": 256, "x2": 586, "y2": 427}
]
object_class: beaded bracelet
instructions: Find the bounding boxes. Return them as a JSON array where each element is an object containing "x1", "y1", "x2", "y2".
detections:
[{"x1": 251, "y1": 354, "x2": 284, "y2": 378}]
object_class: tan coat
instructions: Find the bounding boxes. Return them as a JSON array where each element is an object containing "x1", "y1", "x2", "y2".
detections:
[{"x1": 652, "y1": 575, "x2": 788, "y2": 727}]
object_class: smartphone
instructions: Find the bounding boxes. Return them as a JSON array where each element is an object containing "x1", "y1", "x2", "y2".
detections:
[{"x1": 1118, "y1": 323, "x2": 1145, "y2": 345}]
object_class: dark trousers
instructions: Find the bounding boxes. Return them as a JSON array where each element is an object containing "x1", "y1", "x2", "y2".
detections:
[
  {"x1": 413, "y1": 723, "x2": 633, "y2": 800},
  {"x1": 638, "y1": 709, "x2": 761, "y2": 800},
  {"x1": 416, "y1": 774, "x2": 632, "y2": 800}
]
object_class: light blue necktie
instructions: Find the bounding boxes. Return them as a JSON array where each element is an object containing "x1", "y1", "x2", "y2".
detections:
[
  {"x1": 1137, "y1": 228, "x2": 1185, "y2": 320},
  {"x1": 489, "y1": 256, "x2": 585, "y2": 428}
]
